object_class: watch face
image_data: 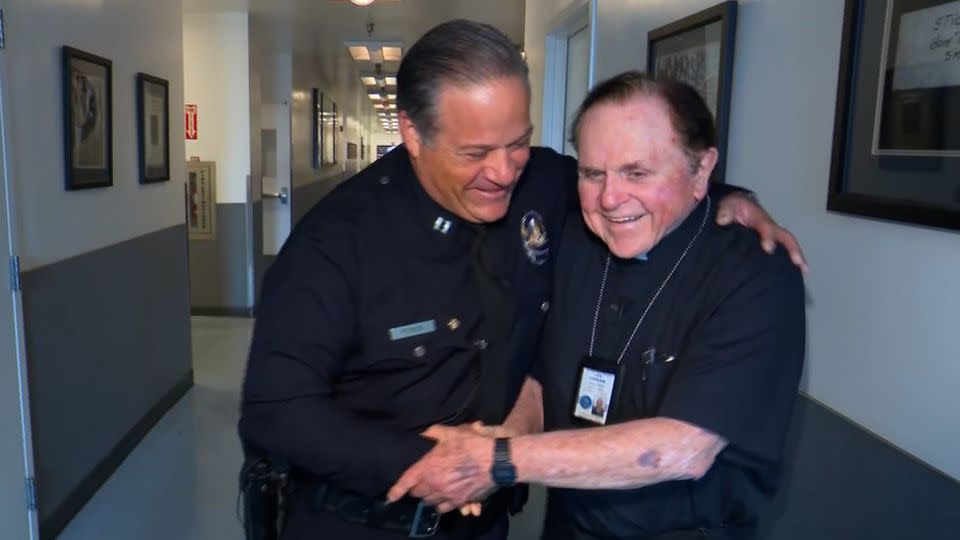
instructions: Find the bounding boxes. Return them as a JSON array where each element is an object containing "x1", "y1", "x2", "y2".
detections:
[{"x1": 492, "y1": 463, "x2": 516, "y2": 486}]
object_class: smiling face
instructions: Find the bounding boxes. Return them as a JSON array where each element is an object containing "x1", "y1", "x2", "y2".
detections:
[
  {"x1": 575, "y1": 94, "x2": 717, "y2": 258},
  {"x1": 401, "y1": 76, "x2": 533, "y2": 224}
]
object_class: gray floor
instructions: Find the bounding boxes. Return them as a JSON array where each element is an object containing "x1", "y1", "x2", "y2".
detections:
[{"x1": 55, "y1": 317, "x2": 547, "y2": 540}]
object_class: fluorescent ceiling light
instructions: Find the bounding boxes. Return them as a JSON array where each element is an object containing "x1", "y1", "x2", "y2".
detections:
[
  {"x1": 385, "y1": 77, "x2": 397, "y2": 85},
  {"x1": 387, "y1": 93, "x2": 396, "y2": 100},
  {"x1": 387, "y1": 103, "x2": 396, "y2": 109},
  {"x1": 368, "y1": 93, "x2": 382, "y2": 100},
  {"x1": 374, "y1": 103, "x2": 385, "y2": 109},
  {"x1": 382, "y1": 46, "x2": 402, "y2": 61},
  {"x1": 345, "y1": 41, "x2": 404, "y2": 63},
  {"x1": 361, "y1": 76, "x2": 377, "y2": 85},
  {"x1": 349, "y1": 46, "x2": 370, "y2": 61},
  {"x1": 350, "y1": 0, "x2": 376, "y2": 6}
]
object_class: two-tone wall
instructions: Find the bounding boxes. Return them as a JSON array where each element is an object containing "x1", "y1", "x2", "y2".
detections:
[
  {"x1": 521, "y1": 0, "x2": 960, "y2": 537},
  {"x1": 183, "y1": 13, "x2": 255, "y2": 315},
  {"x1": 3, "y1": 1, "x2": 193, "y2": 537}
]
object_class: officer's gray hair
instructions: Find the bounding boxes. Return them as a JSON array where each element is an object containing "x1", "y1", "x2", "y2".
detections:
[{"x1": 396, "y1": 19, "x2": 529, "y2": 144}]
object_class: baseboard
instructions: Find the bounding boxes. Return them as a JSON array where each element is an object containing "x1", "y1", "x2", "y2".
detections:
[
  {"x1": 191, "y1": 306, "x2": 254, "y2": 318},
  {"x1": 39, "y1": 370, "x2": 195, "y2": 540}
]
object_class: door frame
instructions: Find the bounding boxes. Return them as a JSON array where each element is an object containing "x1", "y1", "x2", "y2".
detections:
[
  {"x1": 541, "y1": 0, "x2": 597, "y2": 154},
  {"x1": 0, "y1": 3, "x2": 40, "y2": 536}
]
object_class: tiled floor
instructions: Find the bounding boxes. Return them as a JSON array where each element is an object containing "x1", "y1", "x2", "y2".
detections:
[{"x1": 56, "y1": 316, "x2": 546, "y2": 540}]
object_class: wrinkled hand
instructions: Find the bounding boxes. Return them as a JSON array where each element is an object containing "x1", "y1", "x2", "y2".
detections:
[
  {"x1": 387, "y1": 425, "x2": 496, "y2": 514},
  {"x1": 716, "y1": 192, "x2": 809, "y2": 273}
]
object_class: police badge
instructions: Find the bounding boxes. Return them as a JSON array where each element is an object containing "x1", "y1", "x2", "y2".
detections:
[{"x1": 520, "y1": 211, "x2": 548, "y2": 265}]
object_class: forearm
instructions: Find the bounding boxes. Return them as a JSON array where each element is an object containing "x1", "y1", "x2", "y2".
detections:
[
  {"x1": 240, "y1": 396, "x2": 434, "y2": 496},
  {"x1": 512, "y1": 417, "x2": 727, "y2": 490},
  {"x1": 501, "y1": 377, "x2": 544, "y2": 436}
]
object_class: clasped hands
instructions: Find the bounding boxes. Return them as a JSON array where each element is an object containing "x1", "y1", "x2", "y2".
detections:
[{"x1": 386, "y1": 422, "x2": 515, "y2": 516}]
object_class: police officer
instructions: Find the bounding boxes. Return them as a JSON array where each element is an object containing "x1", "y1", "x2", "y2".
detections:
[{"x1": 239, "y1": 20, "x2": 804, "y2": 540}]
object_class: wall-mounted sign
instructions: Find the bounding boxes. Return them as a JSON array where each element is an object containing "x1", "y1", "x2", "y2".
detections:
[
  {"x1": 186, "y1": 161, "x2": 216, "y2": 240},
  {"x1": 185, "y1": 104, "x2": 198, "y2": 140}
]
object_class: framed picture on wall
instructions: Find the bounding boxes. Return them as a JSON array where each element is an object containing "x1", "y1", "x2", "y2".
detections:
[
  {"x1": 312, "y1": 88, "x2": 321, "y2": 168},
  {"x1": 63, "y1": 46, "x2": 113, "y2": 190},
  {"x1": 647, "y1": 1, "x2": 738, "y2": 183},
  {"x1": 137, "y1": 73, "x2": 170, "y2": 183},
  {"x1": 827, "y1": 0, "x2": 960, "y2": 231},
  {"x1": 321, "y1": 92, "x2": 338, "y2": 166},
  {"x1": 186, "y1": 161, "x2": 216, "y2": 240}
]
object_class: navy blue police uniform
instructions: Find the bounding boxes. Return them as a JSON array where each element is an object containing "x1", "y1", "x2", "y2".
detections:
[
  {"x1": 535, "y1": 198, "x2": 806, "y2": 540},
  {"x1": 239, "y1": 144, "x2": 574, "y2": 539}
]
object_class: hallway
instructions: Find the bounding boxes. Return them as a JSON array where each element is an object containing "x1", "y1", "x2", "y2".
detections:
[{"x1": 57, "y1": 317, "x2": 252, "y2": 540}]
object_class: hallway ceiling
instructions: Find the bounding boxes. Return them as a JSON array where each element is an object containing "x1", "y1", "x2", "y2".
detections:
[{"x1": 183, "y1": 1, "x2": 526, "y2": 131}]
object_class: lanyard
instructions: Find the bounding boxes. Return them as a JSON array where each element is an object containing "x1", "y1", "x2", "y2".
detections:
[{"x1": 587, "y1": 196, "x2": 711, "y2": 365}]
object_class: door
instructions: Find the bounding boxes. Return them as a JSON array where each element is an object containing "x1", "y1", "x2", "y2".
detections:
[
  {"x1": 542, "y1": 0, "x2": 596, "y2": 156},
  {"x1": 0, "y1": 5, "x2": 40, "y2": 536},
  {"x1": 260, "y1": 103, "x2": 292, "y2": 256}
]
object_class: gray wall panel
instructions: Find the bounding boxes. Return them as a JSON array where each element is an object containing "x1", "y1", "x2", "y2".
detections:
[
  {"x1": 757, "y1": 397, "x2": 959, "y2": 539},
  {"x1": 189, "y1": 202, "x2": 251, "y2": 311},
  {"x1": 21, "y1": 225, "x2": 193, "y2": 536}
]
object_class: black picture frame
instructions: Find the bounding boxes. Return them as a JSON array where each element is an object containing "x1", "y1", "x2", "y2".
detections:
[
  {"x1": 827, "y1": 0, "x2": 960, "y2": 231},
  {"x1": 136, "y1": 73, "x2": 170, "y2": 183},
  {"x1": 312, "y1": 88, "x2": 321, "y2": 168},
  {"x1": 647, "y1": 1, "x2": 738, "y2": 184},
  {"x1": 323, "y1": 93, "x2": 338, "y2": 166},
  {"x1": 63, "y1": 46, "x2": 113, "y2": 190}
]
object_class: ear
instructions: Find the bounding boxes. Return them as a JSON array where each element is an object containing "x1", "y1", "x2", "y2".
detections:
[
  {"x1": 399, "y1": 111, "x2": 423, "y2": 159},
  {"x1": 691, "y1": 147, "x2": 718, "y2": 199}
]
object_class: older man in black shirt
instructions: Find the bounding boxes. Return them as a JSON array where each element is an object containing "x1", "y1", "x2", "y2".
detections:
[{"x1": 388, "y1": 73, "x2": 805, "y2": 540}]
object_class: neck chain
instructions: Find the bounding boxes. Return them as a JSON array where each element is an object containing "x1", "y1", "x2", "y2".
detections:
[{"x1": 587, "y1": 196, "x2": 711, "y2": 365}]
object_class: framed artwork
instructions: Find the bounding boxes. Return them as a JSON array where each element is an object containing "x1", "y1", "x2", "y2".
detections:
[
  {"x1": 647, "y1": 1, "x2": 738, "y2": 183},
  {"x1": 137, "y1": 73, "x2": 170, "y2": 183},
  {"x1": 321, "y1": 92, "x2": 338, "y2": 166},
  {"x1": 63, "y1": 46, "x2": 113, "y2": 190},
  {"x1": 312, "y1": 88, "x2": 321, "y2": 168},
  {"x1": 828, "y1": 0, "x2": 960, "y2": 231},
  {"x1": 186, "y1": 161, "x2": 216, "y2": 240}
]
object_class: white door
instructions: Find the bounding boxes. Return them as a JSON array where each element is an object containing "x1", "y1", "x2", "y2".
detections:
[
  {"x1": 542, "y1": 0, "x2": 596, "y2": 157},
  {"x1": 261, "y1": 103, "x2": 292, "y2": 255},
  {"x1": 0, "y1": 6, "x2": 40, "y2": 536},
  {"x1": 562, "y1": 26, "x2": 591, "y2": 157}
]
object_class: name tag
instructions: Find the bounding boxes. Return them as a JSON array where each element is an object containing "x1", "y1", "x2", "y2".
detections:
[
  {"x1": 572, "y1": 356, "x2": 625, "y2": 426},
  {"x1": 388, "y1": 320, "x2": 436, "y2": 341}
]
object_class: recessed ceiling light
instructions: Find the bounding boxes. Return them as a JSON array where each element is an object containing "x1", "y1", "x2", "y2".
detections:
[
  {"x1": 348, "y1": 46, "x2": 370, "y2": 61},
  {"x1": 361, "y1": 76, "x2": 377, "y2": 85},
  {"x1": 368, "y1": 93, "x2": 382, "y2": 100},
  {"x1": 382, "y1": 46, "x2": 402, "y2": 61},
  {"x1": 385, "y1": 77, "x2": 397, "y2": 85},
  {"x1": 350, "y1": 0, "x2": 375, "y2": 6},
  {"x1": 387, "y1": 93, "x2": 396, "y2": 100}
]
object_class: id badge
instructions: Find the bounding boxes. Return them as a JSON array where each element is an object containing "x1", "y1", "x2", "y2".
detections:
[{"x1": 571, "y1": 356, "x2": 625, "y2": 426}]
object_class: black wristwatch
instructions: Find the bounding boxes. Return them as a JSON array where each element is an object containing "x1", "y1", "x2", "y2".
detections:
[{"x1": 490, "y1": 438, "x2": 517, "y2": 487}]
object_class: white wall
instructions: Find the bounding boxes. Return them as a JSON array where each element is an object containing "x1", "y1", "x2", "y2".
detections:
[
  {"x1": 183, "y1": 12, "x2": 251, "y2": 204},
  {"x1": 4, "y1": 0, "x2": 187, "y2": 270},
  {"x1": 525, "y1": 0, "x2": 960, "y2": 481}
]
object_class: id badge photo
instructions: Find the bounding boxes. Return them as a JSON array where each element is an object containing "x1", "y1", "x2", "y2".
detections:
[{"x1": 571, "y1": 355, "x2": 626, "y2": 426}]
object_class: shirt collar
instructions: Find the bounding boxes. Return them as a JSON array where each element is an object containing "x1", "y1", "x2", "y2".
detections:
[{"x1": 390, "y1": 145, "x2": 478, "y2": 246}]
